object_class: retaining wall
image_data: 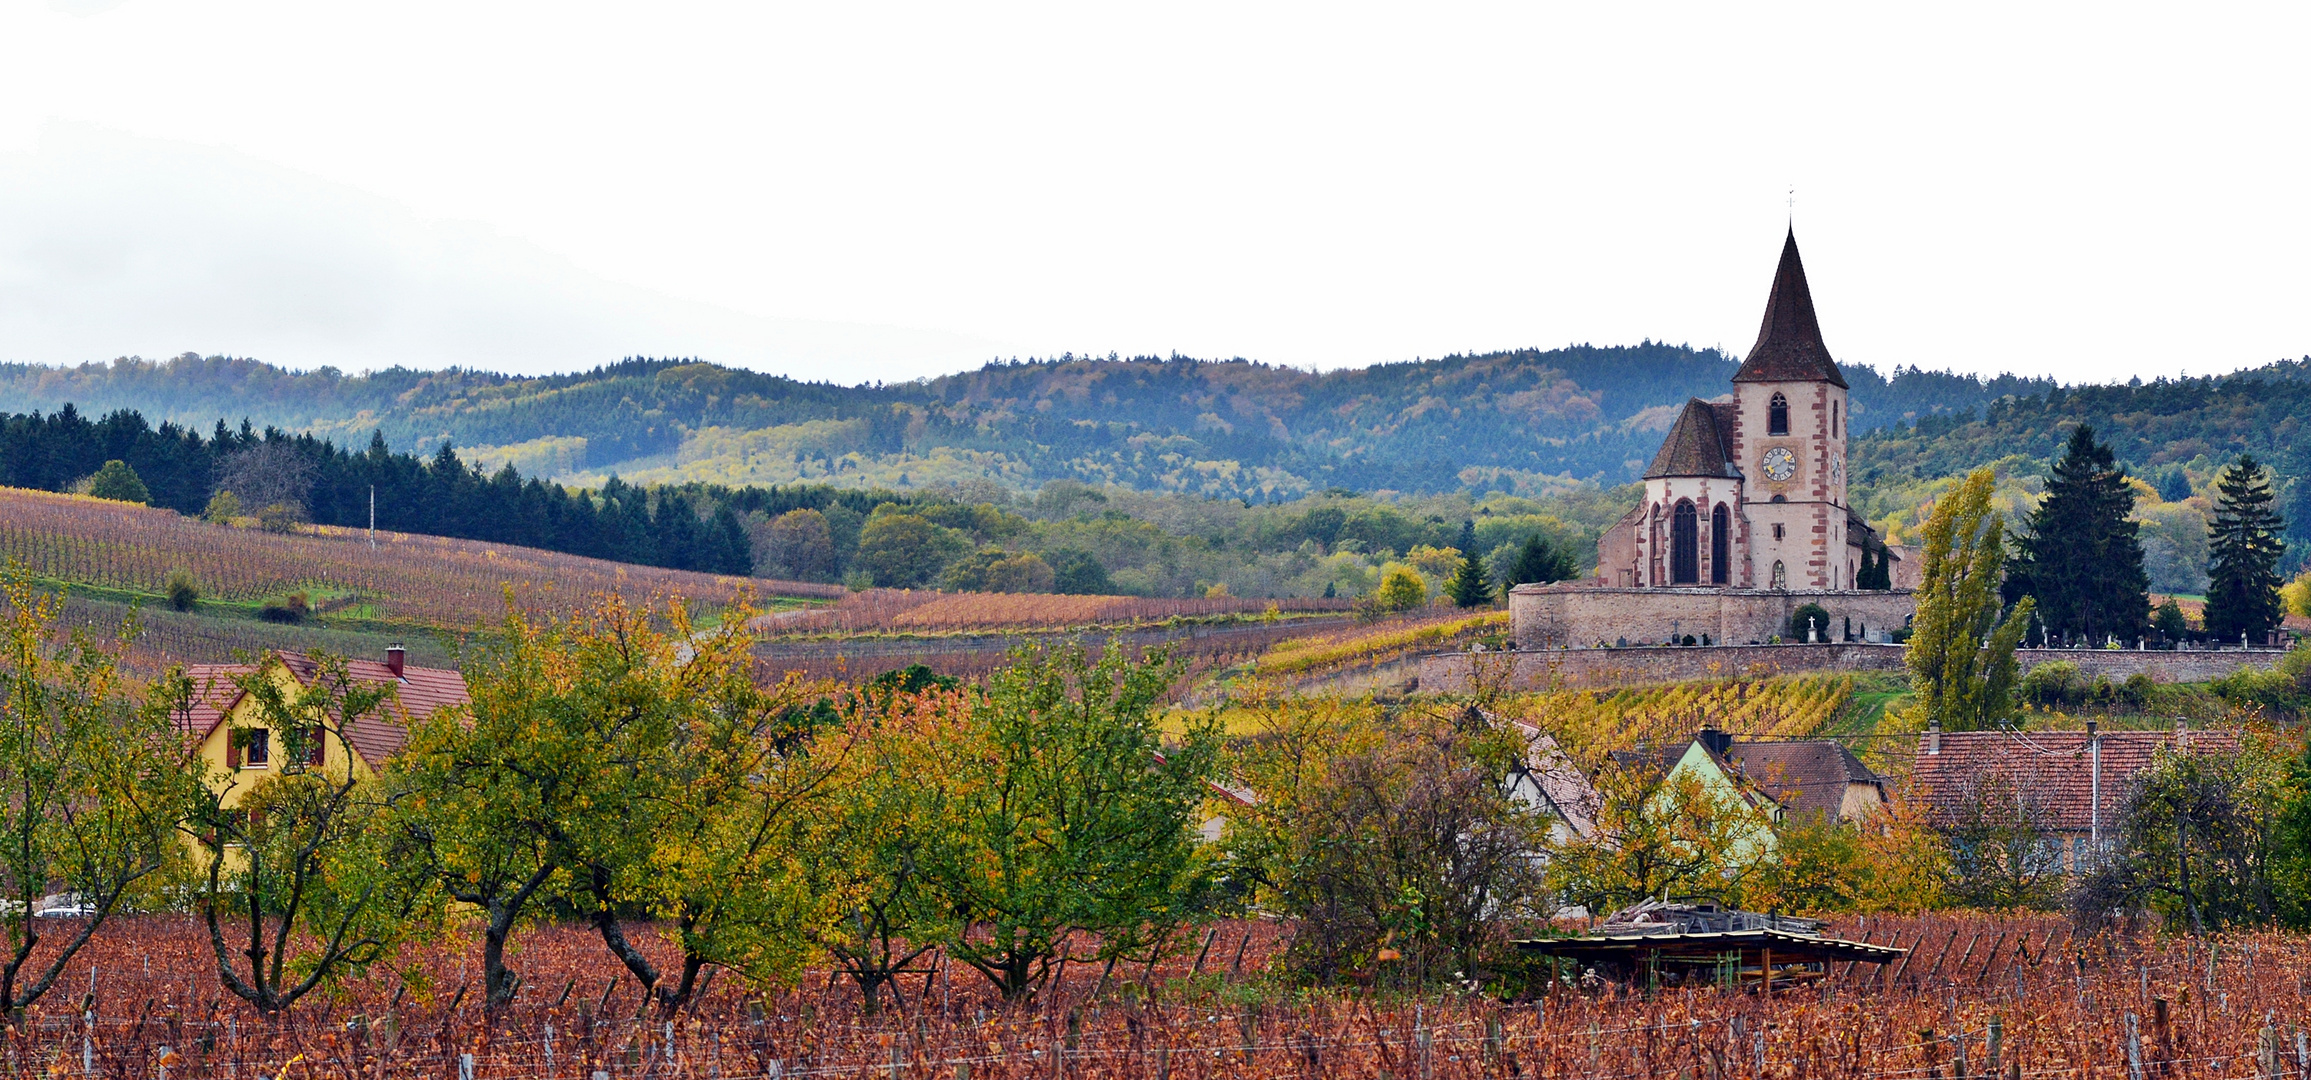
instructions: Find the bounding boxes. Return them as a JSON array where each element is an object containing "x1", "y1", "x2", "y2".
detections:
[{"x1": 1419, "y1": 643, "x2": 2289, "y2": 692}]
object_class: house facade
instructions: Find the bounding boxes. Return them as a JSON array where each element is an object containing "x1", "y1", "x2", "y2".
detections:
[
  {"x1": 1909, "y1": 725, "x2": 2239, "y2": 873},
  {"x1": 174, "y1": 646, "x2": 469, "y2": 811}
]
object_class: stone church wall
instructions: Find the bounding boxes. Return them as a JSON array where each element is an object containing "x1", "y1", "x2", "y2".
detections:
[
  {"x1": 1420, "y1": 643, "x2": 2288, "y2": 693},
  {"x1": 1508, "y1": 583, "x2": 1916, "y2": 648}
]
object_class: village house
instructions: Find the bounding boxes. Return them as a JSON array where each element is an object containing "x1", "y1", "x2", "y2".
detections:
[
  {"x1": 1611, "y1": 727, "x2": 1888, "y2": 856},
  {"x1": 1908, "y1": 723, "x2": 2240, "y2": 874},
  {"x1": 173, "y1": 645, "x2": 470, "y2": 811}
]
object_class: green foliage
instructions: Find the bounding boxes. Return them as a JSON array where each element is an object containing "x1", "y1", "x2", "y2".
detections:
[
  {"x1": 1907, "y1": 468, "x2": 2033, "y2": 732},
  {"x1": 2075, "y1": 742, "x2": 2286, "y2": 932},
  {"x1": 165, "y1": 569, "x2": 200, "y2": 612},
  {"x1": 255, "y1": 502, "x2": 303, "y2": 534},
  {"x1": 1045, "y1": 547, "x2": 1113, "y2": 594},
  {"x1": 1445, "y1": 549, "x2": 1494, "y2": 609},
  {"x1": 2153, "y1": 597, "x2": 2191, "y2": 641},
  {"x1": 940, "y1": 549, "x2": 1056, "y2": 593},
  {"x1": 194, "y1": 652, "x2": 437, "y2": 1011},
  {"x1": 2203, "y1": 454, "x2": 2286, "y2": 642},
  {"x1": 926, "y1": 640, "x2": 1218, "y2": 999},
  {"x1": 1504, "y1": 533, "x2": 1579, "y2": 587},
  {"x1": 2209, "y1": 643, "x2": 2311, "y2": 719},
  {"x1": 201, "y1": 489, "x2": 242, "y2": 524},
  {"x1": 1371, "y1": 565, "x2": 1429, "y2": 614},
  {"x1": 760, "y1": 508, "x2": 837, "y2": 581},
  {"x1": 1222, "y1": 702, "x2": 1550, "y2": 985},
  {"x1": 1546, "y1": 764, "x2": 1775, "y2": 914},
  {"x1": 0, "y1": 564, "x2": 200, "y2": 1010},
  {"x1": 85, "y1": 459, "x2": 149, "y2": 504},
  {"x1": 257, "y1": 592, "x2": 310, "y2": 624},
  {"x1": 854, "y1": 511, "x2": 968, "y2": 588},
  {"x1": 1788, "y1": 603, "x2": 1831, "y2": 643},
  {"x1": 2016, "y1": 661, "x2": 2153, "y2": 711},
  {"x1": 2006, "y1": 426, "x2": 2148, "y2": 643}
]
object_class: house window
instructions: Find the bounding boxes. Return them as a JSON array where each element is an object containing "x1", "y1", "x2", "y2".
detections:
[
  {"x1": 1710, "y1": 504, "x2": 1730, "y2": 585},
  {"x1": 1768, "y1": 392, "x2": 1789, "y2": 436},
  {"x1": 1772, "y1": 523, "x2": 1785, "y2": 541},
  {"x1": 243, "y1": 729, "x2": 270, "y2": 768},
  {"x1": 1670, "y1": 501, "x2": 1699, "y2": 584}
]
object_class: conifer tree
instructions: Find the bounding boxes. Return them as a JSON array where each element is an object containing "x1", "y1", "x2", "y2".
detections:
[
  {"x1": 2006, "y1": 426, "x2": 2148, "y2": 644},
  {"x1": 1507, "y1": 533, "x2": 1577, "y2": 587},
  {"x1": 1446, "y1": 551, "x2": 1493, "y2": 608},
  {"x1": 2202, "y1": 453, "x2": 2285, "y2": 644}
]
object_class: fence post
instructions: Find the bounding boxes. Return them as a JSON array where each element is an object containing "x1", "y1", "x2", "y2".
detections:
[
  {"x1": 1986, "y1": 1014, "x2": 2002, "y2": 1077},
  {"x1": 458, "y1": 1052, "x2": 476, "y2": 1080},
  {"x1": 2124, "y1": 1013, "x2": 2142, "y2": 1080}
]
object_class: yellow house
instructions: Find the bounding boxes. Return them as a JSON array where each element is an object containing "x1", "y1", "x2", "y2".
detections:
[{"x1": 173, "y1": 646, "x2": 469, "y2": 809}]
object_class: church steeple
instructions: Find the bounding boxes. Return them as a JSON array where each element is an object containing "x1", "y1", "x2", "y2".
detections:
[{"x1": 1731, "y1": 229, "x2": 1847, "y2": 389}]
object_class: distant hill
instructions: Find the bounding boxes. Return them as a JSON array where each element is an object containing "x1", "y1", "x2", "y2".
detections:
[{"x1": 0, "y1": 347, "x2": 2056, "y2": 497}]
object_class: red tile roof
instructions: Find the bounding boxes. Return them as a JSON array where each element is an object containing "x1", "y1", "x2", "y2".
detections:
[
  {"x1": 1731, "y1": 229, "x2": 1848, "y2": 389},
  {"x1": 173, "y1": 653, "x2": 470, "y2": 767},
  {"x1": 1722, "y1": 741, "x2": 1881, "y2": 819},
  {"x1": 1909, "y1": 728, "x2": 2240, "y2": 833}
]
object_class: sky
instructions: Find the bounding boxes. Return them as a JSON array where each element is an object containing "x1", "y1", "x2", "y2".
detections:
[{"x1": 0, "y1": 2, "x2": 2305, "y2": 387}]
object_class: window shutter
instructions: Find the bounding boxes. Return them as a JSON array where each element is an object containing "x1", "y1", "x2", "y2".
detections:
[
  {"x1": 225, "y1": 731, "x2": 240, "y2": 769},
  {"x1": 308, "y1": 729, "x2": 325, "y2": 767}
]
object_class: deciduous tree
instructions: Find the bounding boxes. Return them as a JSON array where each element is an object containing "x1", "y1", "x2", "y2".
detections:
[{"x1": 1908, "y1": 468, "x2": 2033, "y2": 732}]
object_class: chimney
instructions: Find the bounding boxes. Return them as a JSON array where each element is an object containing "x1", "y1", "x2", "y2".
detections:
[
  {"x1": 1696, "y1": 726, "x2": 1733, "y2": 757},
  {"x1": 1927, "y1": 716, "x2": 1941, "y2": 756},
  {"x1": 386, "y1": 644, "x2": 406, "y2": 679}
]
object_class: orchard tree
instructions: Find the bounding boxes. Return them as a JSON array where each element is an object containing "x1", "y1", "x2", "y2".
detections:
[
  {"x1": 193, "y1": 653, "x2": 437, "y2": 1012},
  {"x1": 927, "y1": 641, "x2": 1220, "y2": 999},
  {"x1": 2203, "y1": 454, "x2": 2286, "y2": 644},
  {"x1": 0, "y1": 565, "x2": 200, "y2": 1011},
  {"x1": 84, "y1": 460, "x2": 150, "y2": 504},
  {"x1": 1908, "y1": 468, "x2": 2033, "y2": 732}
]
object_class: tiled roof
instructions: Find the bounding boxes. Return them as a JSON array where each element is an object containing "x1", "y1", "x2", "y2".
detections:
[
  {"x1": 1732, "y1": 229, "x2": 1848, "y2": 389},
  {"x1": 1643, "y1": 399, "x2": 1743, "y2": 479},
  {"x1": 174, "y1": 653, "x2": 470, "y2": 767},
  {"x1": 1909, "y1": 728, "x2": 2241, "y2": 833},
  {"x1": 1506, "y1": 719, "x2": 1602, "y2": 840},
  {"x1": 1721, "y1": 741, "x2": 1881, "y2": 819}
]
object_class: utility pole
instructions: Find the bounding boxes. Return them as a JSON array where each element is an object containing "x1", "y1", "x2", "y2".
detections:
[
  {"x1": 2089, "y1": 719, "x2": 2101, "y2": 866},
  {"x1": 369, "y1": 485, "x2": 376, "y2": 549}
]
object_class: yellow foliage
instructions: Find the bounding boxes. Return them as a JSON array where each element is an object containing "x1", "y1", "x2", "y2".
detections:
[
  {"x1": 1253, "y1": 611, "x2": 1507, "y2": 677},
  {"x1": 1492, "y1": 674, "x2": 1859, "y2": 766}
]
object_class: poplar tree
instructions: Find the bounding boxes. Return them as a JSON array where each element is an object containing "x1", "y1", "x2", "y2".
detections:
[
  {"x1": 2007, "y1": 426, "x2": 2148, "y2": 644},
  {"x1": 1907, "y1": 468, "x2": 2034, "y2": 732},
  {"x1": 2202, "y1": 454, "x2": 2286, "y2": 644}
]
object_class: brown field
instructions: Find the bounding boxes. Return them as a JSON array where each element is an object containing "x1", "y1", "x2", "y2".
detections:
[
  {"x1": 0, "y1": 485, "x2": 835, "y2": 631},
  {"x1": 16, "y1": 913, "x2": 2309, "y2": 1077}
]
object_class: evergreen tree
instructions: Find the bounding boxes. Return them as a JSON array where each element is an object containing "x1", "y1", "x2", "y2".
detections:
[
  {"x1": 1507, "y1": 534, "x2": 1577, "y2": 587},
  {"x1": 2203, "y1": 454, "x2": 2286, "y2": 644},
  {"x1": 2006, "y1": 426, "x2": 2148, "y2": 644},
  {"x1": 1446, "y1": 551, "x2": 1493, "y2": 608}
]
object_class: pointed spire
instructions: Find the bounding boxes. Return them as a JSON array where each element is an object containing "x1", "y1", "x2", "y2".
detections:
[{"x1": 1732, "y1": 228, "x2": 1847, "y2": 388}]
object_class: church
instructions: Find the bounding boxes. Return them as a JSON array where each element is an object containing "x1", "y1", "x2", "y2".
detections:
[{"x1": 1509, "y1": 230, "x2": 1916, "y2": 649}]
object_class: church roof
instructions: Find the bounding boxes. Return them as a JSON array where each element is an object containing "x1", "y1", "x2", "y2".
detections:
[
  {"x1": 1732, "y1": 229, "x2": 1848, "y2": 389},
  {"x1": 1644, "y1": 399, "x2": 1743, "y2": 480}
]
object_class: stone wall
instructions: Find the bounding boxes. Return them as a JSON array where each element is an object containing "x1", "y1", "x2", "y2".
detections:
[
  {"x1": 1420, "y1": 643, "x2": 2289, "y2": 693},
  {"x1": 1508, "y1": 583, "x2": 1916, "y2": 649}
]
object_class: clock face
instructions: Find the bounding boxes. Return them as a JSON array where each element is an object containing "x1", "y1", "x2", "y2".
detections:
[{"x1": 1761, "y1": 446, "x2": 1797, "y2": 483}]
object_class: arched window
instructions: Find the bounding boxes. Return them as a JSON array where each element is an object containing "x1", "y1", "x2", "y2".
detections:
[
  {"x1": 1770, "y1": 560, "x2": 1787, "y2": 590},
  {"x1": 1768, "y1": 392, "x2": 1789, "y2": 436},
  {"x1": 1710, "y1": 503, "x2": 1730, "y2": 584},
  {"x1": 1670, "y1": 500, "x2": 1699, "y2": 584}
]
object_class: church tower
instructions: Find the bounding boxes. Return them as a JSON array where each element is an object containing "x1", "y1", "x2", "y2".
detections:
[{"x1": 1728, "y1": 229, "x2": 1849, "y2": 590}]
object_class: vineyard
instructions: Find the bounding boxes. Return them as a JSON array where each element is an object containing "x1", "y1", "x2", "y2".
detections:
[
  {"x1": 0, "y1": 486, "x2": 827, "y2": 630},
  {"x1": 19, "y1": 913, "x2": 2311, "y2": 1078},
  {"x1": 1497, "y1": 676, "x2": 1889, "y2": 769},
  {"x1": 1249, "y1": 610, "x2": 1511, "y2": 678},
  {"x1": 754, "y1": 589, "x2": 1348, "y2": 636}
]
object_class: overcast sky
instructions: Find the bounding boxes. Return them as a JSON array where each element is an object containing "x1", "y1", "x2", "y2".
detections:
[{"x1": 0, "y1": 2, "x2": 2304, "y2": 387}]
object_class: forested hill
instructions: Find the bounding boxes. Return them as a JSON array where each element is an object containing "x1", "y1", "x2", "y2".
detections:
[{"x1": 0, "y1": 347, "x2": 2052, "y2": 497}]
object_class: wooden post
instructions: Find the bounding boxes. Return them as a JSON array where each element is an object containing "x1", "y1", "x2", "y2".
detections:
[{"x1": 1762, "y1": 947, "x2": 1772, "y2": 995}]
